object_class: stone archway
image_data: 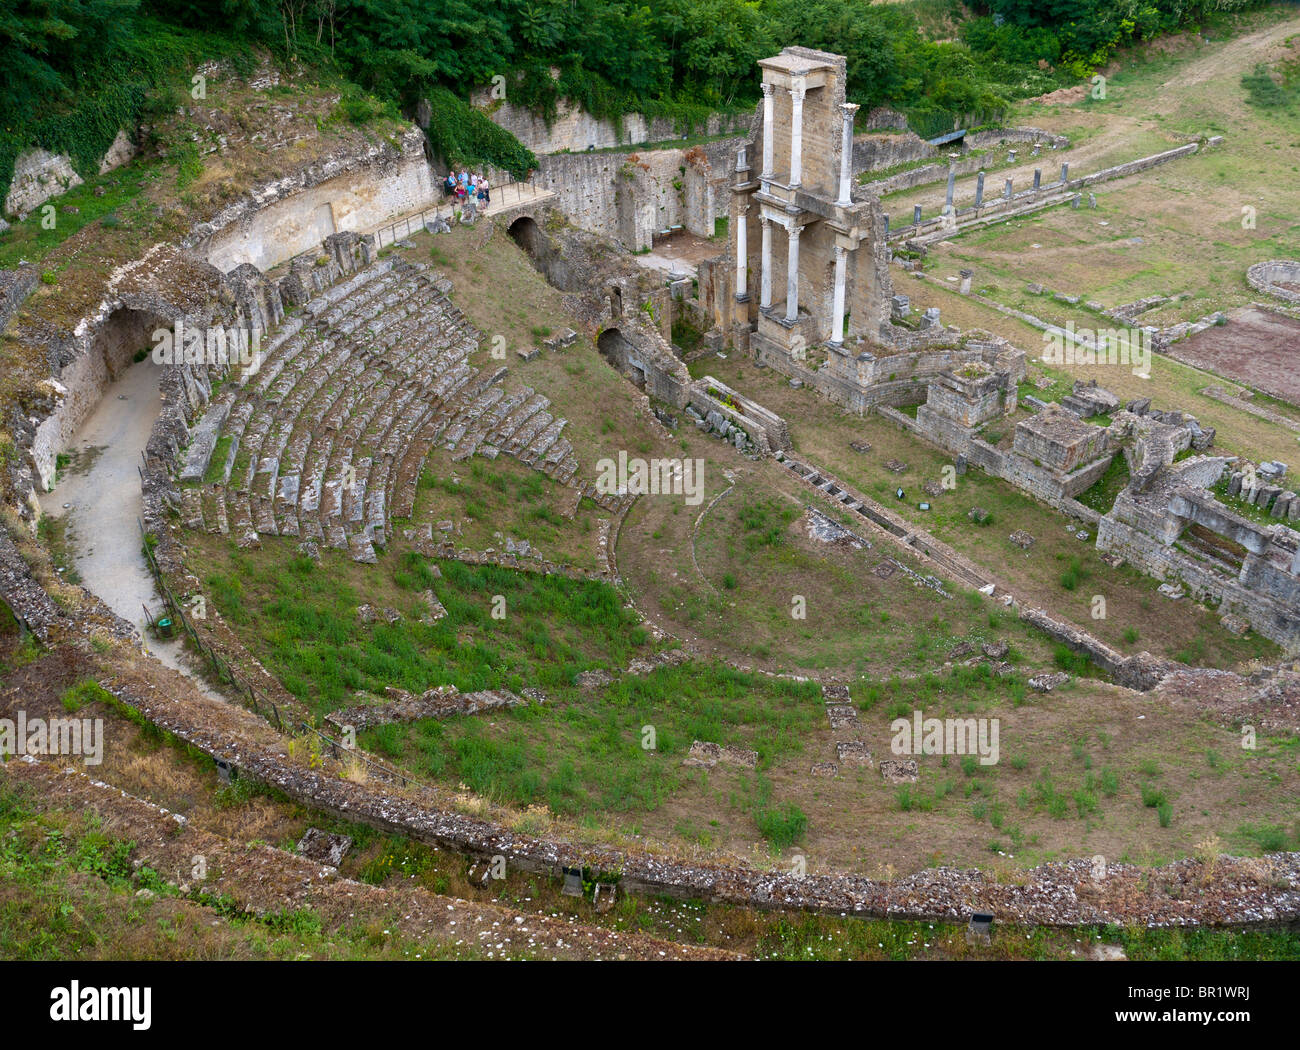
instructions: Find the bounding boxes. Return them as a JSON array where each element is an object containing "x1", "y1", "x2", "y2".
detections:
[
  {"x1": 597, "y1": 327, "x2": 646, "y2": 390},
  {"x1": 32, "y1": 304, "x2": 173, "y2": 490},
  {"x1": 507, "y1": 215, "x2": 541, "y2": 258}
]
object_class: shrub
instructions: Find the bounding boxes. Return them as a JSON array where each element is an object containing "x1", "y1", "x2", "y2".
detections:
[{"x1": 755, "y1": 802, "x2": 807, "y2": 851}]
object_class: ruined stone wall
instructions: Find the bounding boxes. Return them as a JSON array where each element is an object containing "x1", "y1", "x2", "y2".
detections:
[
  {"x1": 0, "y1": 265, "x2": 38, "y2": 337},
  {"x1": 848, "y1": 204, "x2": 894, "y2": 340},
  {"x1": 27, "y1": 293, "x2": 214, "y2": 492},
  {"x1": 538, "y1": 140, "x2": 742, "y2": 249},
  {"x1": 690, "y1": 376, "x2": 791, "y2": 452},
  {"x1": 469, "y1": 93, "x2": 749, "y2": 154},
  {"x1": 851, "y1": 131, "x2": 935, "y2": 175},
  {"x1": 196, "y1": 127, "x2": 435, "y2": 273},
  {"x1": 1097, "y1": 515, "x2": 1300, "y2": 650},
  {"x1": 1247, "y1": 260, "x2": 1300, "y2": 305}
]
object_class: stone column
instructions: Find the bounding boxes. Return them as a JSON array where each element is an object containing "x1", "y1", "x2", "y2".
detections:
[
  {"x1": 974, "y1": 171, "x2": 985, "y2": 207},
  {"x1": 945, "y1": 166, "x2": 956, "y2": 208},
  {"x1": 837, "y1": 103, "x2": 859, "y2": 206},
  {"x1": 785, "y1": 223, "x2": 801, "y2": 323},
  {"x1": 1004, "y1": 178, "x2": 1012, "y2": 199},
  {"x1": 760, "y1": 215, "x2": 773, "y2": 309},
  {"x1": 913, "y1": 204, "x2": 922, "y2": 225},
  {"x1": 761, "y1": 83, "x2": 775, "y2": 179},
  {"x1": 1033, "y1": 168, "x2": 1041, "y2": 190},
  {"x1": 830, "y1": 243, "x2": 848, "y2": 345},
  {"x1": 1060, "y1": 162, "x2": 1069, "y2": 183},
  {"x1": 789, "y1": 78, "x2": 807, "y2": 186},
  {"x1": 734, "y1": 203, "x2": 749, "y2": 301}
]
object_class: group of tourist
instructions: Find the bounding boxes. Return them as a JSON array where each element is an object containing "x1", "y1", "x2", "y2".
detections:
[{"x1": 444, "y1": 171, "x2": 491, "y2": 207}]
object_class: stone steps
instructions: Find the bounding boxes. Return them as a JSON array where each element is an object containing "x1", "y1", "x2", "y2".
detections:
[{"x1": 183, "y1": 258, "x2": 594, "y2": 560}]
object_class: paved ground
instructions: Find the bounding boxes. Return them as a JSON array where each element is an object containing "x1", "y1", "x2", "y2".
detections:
[
  {"x1": 37, "y1": 361, "x2": 196, "y2": 675},
  {"x1": 631, "y1": 231, "x2": 722, "y2": 279},
  {"x1": 370, "y1": 183, "x2": 558, "y2": 247}
]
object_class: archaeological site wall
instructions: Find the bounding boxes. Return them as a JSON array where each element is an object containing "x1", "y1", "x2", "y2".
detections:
[
  {"x1": 1097, "y1": 457, "x2": 1300, "y2": 650},
  {"x1": 531, "y1": 137, "x2": 741, "y2": 251},
  {"x1": 470, "y1": 92, "x2": 750, "y2": 155},
  {"x1": 195, "y1": 127, "x2": 437, "y2": 273}
]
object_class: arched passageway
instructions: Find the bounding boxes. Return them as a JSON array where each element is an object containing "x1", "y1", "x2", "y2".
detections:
[
  {"x1": 507, "y1": 216, "x2": 541, "y2": 258},
  {"x1": 597, "y1": 328, "x2": 646, "y2": 390}
]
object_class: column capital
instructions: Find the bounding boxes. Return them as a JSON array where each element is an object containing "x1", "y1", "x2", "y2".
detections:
[
  {"x1": 760, "y1": 81, "x2": 775, "y2": 98},
  {"x1": 737, "y1": 201, "x2": 749, "y2": 215},
  {"x1": 840, "y1": 102, "x2": 860, "y2": 115},
  {"x1": 759, "y1": 213, "x2": 771, "y2": 228},
  {"x1": 788, "y1": 223, "x2": 802, "y2": 243},
  {"x1": 789, "y1": 76, "x2": 807, "y2": 102}
]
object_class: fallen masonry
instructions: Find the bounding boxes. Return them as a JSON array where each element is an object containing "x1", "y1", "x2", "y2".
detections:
[
  {"x1": 682, "y1": 741, "x2": 759, "y2": 769},
  {"x1": 325, "y1": 685, "x2": 528, "y2": 733}
]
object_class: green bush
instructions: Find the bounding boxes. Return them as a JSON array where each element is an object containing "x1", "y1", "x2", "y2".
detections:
[
  {"x1": 422, "y1": 86, "x2": 537, "y2": 180},
  {"x1": 755, "y1": 802, "x2": 807, "y2": 851}
]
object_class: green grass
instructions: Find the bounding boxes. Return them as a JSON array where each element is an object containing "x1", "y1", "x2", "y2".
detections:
[
  {"x1": 362, "y1": 661, "x2": 821, "y2": 819},
  {"x1": 0, "y1": 163, "x2": 156, "y2": 270},
  {"x1": 1076, "y1": 452, "x2": 1130, "y2": 514},
  {"x1": 200, "y1": 543, "x2": 648, "y2": 711},
  {"x1": 59, "y1": 679, "x2": 114, "y2": 713},
  {"x1": 202, "y1": 435, "x2": 232, "y2": 485}
]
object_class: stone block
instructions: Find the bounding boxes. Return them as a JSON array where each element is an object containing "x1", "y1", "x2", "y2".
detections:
[
  {"x1": 297, "y1": 828, "x2": 353, "y2": 867},
  {"x1": 880, "y1": 759, "x2": 919, "y2": 784},
  {"x1": 836, "y1": 741, "x2": 874, "y2": 767},
  {"x1": 683, "y1": 740, "x2": 758, "y2": 769},
  {"x1": 1219, "y1": 614, "x2": 1249, "y2": 637}
]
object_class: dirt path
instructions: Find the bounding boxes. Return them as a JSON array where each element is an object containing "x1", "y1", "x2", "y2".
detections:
[
  {"x1": 1161, "y1": 16, "x2": 1300, "y2": 88},
  {"x1": 879, "y1": 14, "x2": 1300, "y2": 215}
]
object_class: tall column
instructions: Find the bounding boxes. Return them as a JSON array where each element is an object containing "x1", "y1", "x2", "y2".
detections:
[
  {"x1": 785, "y1": 223, "x2": 801, "y2": 323},
  {"x1": 830, "y1": 243, "x2": 848, "y2": 345},
  {"x1": 789, "y1": 78, "x2": 807, "y2": 186},
  {"x1": 734, "y1": 203, "x2": 749, "y2": 301},
  {"x1": 837, "y1": 103, "x2": 859, "y2": 206},
  {"x1": 760, "y1": 83, "x2": 775, "y2": 179},
  {"x1": 759, "y1": 215, "x2": 773, "y2": 309}
]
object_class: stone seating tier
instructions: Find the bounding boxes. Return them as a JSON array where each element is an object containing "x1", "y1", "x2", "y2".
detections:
[{"x1": 182, "y1": 259, "x2": 587, "y2": 559}]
